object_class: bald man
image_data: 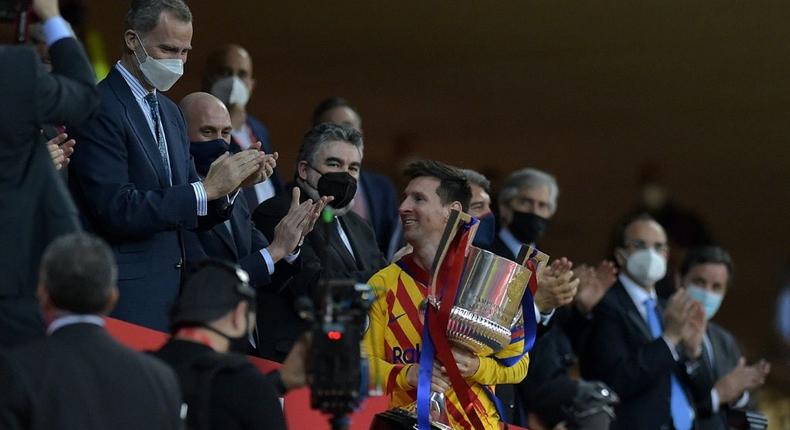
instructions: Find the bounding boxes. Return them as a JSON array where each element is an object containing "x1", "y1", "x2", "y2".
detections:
[
  {"x1": 203, "y1": 44, "x2": 283, "y2": 208},
  {"x1": 180, "y1": 93, "x2": 326, "y2": 322}
]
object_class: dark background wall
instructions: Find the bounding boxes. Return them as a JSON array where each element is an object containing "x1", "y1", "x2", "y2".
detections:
[{"x1": 83, "y1": 1, "x2": 789, "y2": 357}]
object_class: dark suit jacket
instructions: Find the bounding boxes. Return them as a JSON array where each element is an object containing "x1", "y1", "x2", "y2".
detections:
[
  {"x1": 231, "y1": 114, "x2": 284, "y2": 210},
  {"x1": 68, "y1": 67, "x2": 231, "y2": 331},
  {"x1": 0, "y1": 37, "x2": 98, "y2": 347},
  {"x1": 488, "y1": 234, "x2": 516, "y2": 261},
  {"x1": 0, "y1": 323, "x2": 182, "y2": 430},
  {"x1": 252, "y1": 187, "x2": 387, "y2": 361},
  {"x1": 183, "y1": 196, "x2": 299, "y2": 288},
  {"x1": 696, "y1": 322, "x2": 743, "y2": 430},
  {"x1": 580, "y1": 282, "x2": 714, "y2": 430},
  {"x1": 359, "y1": 171, "x2": 399, "y2": 254}
]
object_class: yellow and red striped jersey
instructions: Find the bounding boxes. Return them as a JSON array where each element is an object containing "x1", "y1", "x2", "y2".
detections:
[{"x1": 363, "y1": 257, "x2": 530, "y2": 430}]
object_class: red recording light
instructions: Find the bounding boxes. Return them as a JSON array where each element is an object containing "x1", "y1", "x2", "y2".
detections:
[{"x1": 327, "y1": 330, "x2": 343, "y2": 341}]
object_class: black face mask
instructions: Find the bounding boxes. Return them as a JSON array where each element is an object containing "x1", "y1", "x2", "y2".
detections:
[
  {"x1": 309, "y1": 166, "x2": 358, "y2": 209},
  {"x1": 199, "y1": 310, "x2": 252, "y2": 354},
  {"x1": 508, "y1": 210, "x2": 550, "y2": 244},
  {"x1": 190, "y1": 139, "x2": 228, "y2": 176}
]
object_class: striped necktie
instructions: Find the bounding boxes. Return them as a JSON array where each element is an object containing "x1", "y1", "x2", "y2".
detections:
[{"x1": 144, "y1": 93, "x2": 172, "y2": 183}]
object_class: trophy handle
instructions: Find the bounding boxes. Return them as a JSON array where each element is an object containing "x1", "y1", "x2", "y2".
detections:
[{"x1": 428, "y1": 209, "x2": 473, "y2": 301}]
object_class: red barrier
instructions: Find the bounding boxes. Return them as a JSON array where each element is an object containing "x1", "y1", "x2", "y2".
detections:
[
  {"x1": 104, "y1": 318, "x2": 526, "y2": 430},
  {"x1": 104, "y1": 318, "x2": 390, "y2": 429}
]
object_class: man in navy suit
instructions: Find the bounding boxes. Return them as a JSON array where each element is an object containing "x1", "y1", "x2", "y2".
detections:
[
  {"x1": 179, "y1": 92, "x2": 327, "y2": 289},
  {"x1": 581, "y1": 214, "x2": 714, "y2": 430},
  {"x1": 203, "y1": 44, "x2": 284, "y2": 209},
  {"x1": 311, "y1": 97, "x2": 400, "y2": 255},
  {"x1": 68, "y1": 0, "x2": 270, "y2": 331}
]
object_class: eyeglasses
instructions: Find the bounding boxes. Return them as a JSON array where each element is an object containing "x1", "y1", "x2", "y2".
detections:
[{"x1": 623, "y1": 240, "x2": 669, "y2": 253}]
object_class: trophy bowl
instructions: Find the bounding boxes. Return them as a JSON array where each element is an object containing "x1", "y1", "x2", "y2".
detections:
[{"x1": 445, "y1": 246, "x2": 530, "y2": 356}]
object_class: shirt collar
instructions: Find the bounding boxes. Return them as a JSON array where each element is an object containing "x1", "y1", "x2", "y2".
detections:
[
  {"x1": 619, "y1": 272, "x2": 657, "y2": 316},
  {"x1": 497, "y1": 227, "x2": 522, "y2": 258},
  {"x1": 115, "y1": 61, "x2": 155, "y2": 101},
  {"x1": 47, "y1": 314, "x2": 105, "y2": 335}
]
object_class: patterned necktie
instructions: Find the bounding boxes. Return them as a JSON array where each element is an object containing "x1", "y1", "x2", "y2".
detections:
[
  {"x1": 644, "y1": 298, "x2": 693, "y2": 430},
  {"x1": 144, "y1": 93, "x2": 172, "y2": 183}
]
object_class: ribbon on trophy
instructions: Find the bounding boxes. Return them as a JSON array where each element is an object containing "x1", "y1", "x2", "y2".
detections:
[
  {"x1": 482, "y1": 245, "x2": 548, "y2": 421},
  {"x1": 498, "y1": 244, "x2": 547, "y2": 366},
  {"x1": 417, "y1": 211, "x2": 487, "y2": 430}
]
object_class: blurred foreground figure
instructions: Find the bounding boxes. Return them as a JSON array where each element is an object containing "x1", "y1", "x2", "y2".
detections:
[
  {"x1": 153, "y1": 259, "x2": 311, "y2": 430},
  {"x1": 0, "y1": 0, "x2": 98, "y2": 347},
  {"x1": 0, "y1": 233, "x2": 182, "y2": 430}
]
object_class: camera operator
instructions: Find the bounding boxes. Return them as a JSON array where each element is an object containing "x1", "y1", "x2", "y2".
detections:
[
  {"x1": 152, "y1": 259, "x2": 310, "y2": 430},
  {"x1": 0, "y1": 0, "x2": 99, "y2": 348}
]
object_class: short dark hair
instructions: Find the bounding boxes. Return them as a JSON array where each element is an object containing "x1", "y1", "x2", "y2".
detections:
[
  {"x1": 39, "y1": 233, "x2": 117, "y2": 314},
  {"x1": 403, "y1": 160, "x2": 471, "y2": 211},
  {"x1": 296, "y1": 122, "x2": 364, "y2": 167},
  {"x1": 613, "y1": 212, "x2": 659, "y2": 248},
  {"x1": 461, "y1": 169, "x2": 491, "y2": 192},
  {"x1": 680, "y1": 246, "x2": 734, "y2": 280},
  {"x1": 312, "y1": 97, "x2": 358, "y2": 126},
  {"x1": 125, "y1": 0, "x2": 192, "y2": 35}
]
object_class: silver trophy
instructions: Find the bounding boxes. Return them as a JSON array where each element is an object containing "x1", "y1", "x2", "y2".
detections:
[{"x1": 428, "y1": 245, "x2": 533, "y2": 429}]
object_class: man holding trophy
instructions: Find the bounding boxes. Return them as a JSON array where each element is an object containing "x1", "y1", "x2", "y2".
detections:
[{"x1": 364, "y1": 160, "x2": 532, "y2": 430}]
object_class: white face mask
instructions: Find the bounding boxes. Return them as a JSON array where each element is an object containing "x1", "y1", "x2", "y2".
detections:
[
  {"x1": 132, "y1": 32, "x2": 184, "y2": 92},
  {"x1": 625, "y1": 248, "x2": 667, "y2": 286},
  {"x1": 210, "y1": 76, "x2": 250, "y2": 107}
]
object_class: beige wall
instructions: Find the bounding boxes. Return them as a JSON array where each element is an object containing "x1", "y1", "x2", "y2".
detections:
[{"x1": 83, "y1": 1, "x2": 790, "y2": 357}]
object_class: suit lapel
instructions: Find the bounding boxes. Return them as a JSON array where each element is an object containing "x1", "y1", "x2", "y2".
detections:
[
  {"x1": 163, "y1": 109, "x2": 186, "y2": 185},
  {"x1": 613, "y1": 283, "x2": 654, "y2": 342},
  {"x1": 212, "y1": 222, "x2": 238, "y2": 259},
  {"x1": 338, "y1": 216, "x2": 364, "y2": 269},
  {"x1": 323, "y1": 219, "x2": 358, "y2": 270},
  {"x1": 107, "y1": 69, "x2": 169, "y2": 188}
]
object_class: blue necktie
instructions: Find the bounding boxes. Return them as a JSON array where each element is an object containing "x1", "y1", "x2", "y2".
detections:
[
  {"x1": 644, "y1": 298, "x2": 693, "y2": 430},
  {"x1": 144, "y1": 93, "x2": 172, "y2": 183}
]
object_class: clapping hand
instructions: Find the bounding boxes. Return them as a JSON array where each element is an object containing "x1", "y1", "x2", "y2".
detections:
[
  {"x1": 46, "y1": 133, "x2": 75, "y2": 170},
  {"x1": 715, "y1": 358, "x2": 771, "y2": 404},
  {"x1": 535, "y1": 257, "x2": 580, "y2": 313},
  {"x1": 574, "y1": 260, "x2": 617, "y2": 313},
  {"x1": 239, "y1": 142, "x2": 277, "y2": 188}
]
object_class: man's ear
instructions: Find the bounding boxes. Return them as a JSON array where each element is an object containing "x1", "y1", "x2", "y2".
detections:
[
  {"x1": 123, "y1": 30, "x2": 138, "y2": 53},
  {"x1": 449, "y1": 201, "x2": 463, "y2": 213},
  {"x1": 233, "y1": 301, "x2": 249, "y2": 330},
  {"x1": 103, "y1": 286, "x2": 119, "y2": 315},
  {"x1": 297, "y1": 161, "x2": 309, "y2": 181},
  {"x1": 36, "y1": 283, "x2": 50, "y2": 309},
  {"x1": 614, "y1": 248, "x2": 627, "y2": 268}
]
